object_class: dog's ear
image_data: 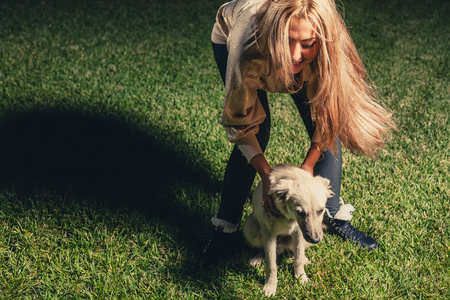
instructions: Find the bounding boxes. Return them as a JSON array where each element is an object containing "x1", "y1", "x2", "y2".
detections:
[
  {"x1": 317, "y1": 176, "x2": 334, "y2": 199},
  {"x1": 271, "y1": 189, "x2": 289, "y2": 200}
]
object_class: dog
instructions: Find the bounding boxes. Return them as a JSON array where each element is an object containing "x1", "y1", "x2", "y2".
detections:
[{"x1": 242, "y1": 164, "x2": 333, "y2": 297}]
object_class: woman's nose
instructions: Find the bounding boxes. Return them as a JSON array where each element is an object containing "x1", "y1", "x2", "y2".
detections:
[{"x1": 291, "y1": 42, "x2": 302, "y2": 61}]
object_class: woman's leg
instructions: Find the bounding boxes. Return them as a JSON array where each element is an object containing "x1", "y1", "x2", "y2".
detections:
[
  {"x1": 291, "y1": 85, "x2": 378, "y2": 250},
  {"x1": 290, "y1": 85, "x2": 342, "y2": 216},
  {"x1": 212, "y1": 42, "x2": 271, "y2": 227},
  {"x1": 216, "y1": 90, "x2": 270, "y2": 226},
  {"x1": 201, "y1": 43, "x2": 270, "y2": 263}
]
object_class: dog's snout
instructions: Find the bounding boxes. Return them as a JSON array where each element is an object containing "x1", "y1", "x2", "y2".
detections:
[
  {"x1": 300, "y1": 220, "x2": 323, "y2": 244},
  {"x1": 306, "y1": 236, "x2": 321, "y2": 244},
  {"x1": 303, "y1": 231, "x2": 322, "y2": 244}
]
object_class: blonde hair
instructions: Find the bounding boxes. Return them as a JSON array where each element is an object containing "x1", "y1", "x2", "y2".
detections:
[{"x1": 255, "y1": 0, "x2": 396, "y2": 157}]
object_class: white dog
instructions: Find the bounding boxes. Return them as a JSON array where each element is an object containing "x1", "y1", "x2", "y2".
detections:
[{"x1": 242, "y1": 164, "x2": 333, "y2": 297}]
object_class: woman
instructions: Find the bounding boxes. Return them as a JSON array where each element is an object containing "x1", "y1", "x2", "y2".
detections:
[{"x1": 203, "y1": 0, "x2": 395, "y2": 259}]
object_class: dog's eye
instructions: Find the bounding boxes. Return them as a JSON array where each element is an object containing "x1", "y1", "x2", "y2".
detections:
[
  {"x1": 317, "y1": 209, "x2": 324, "y2": 216},
  {"x1": 276, "y1": 191, "x2": 288, "y2": 199},
  {"x1": 297, "y1": 211, "x2": 306, "y2": 218}
]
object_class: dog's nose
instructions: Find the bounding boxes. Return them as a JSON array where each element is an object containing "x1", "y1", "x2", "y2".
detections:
[
  {"x1": 308, "y1": 237, "x2": 321, "y2": 244},
  {"x1": 305, "y1": 234, "x2": 322, "y2": 244}
]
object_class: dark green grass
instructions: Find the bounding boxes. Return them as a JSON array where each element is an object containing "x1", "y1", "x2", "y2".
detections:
[{"x1": 0, "y1": 0, "x2": 449, "y2": 298}]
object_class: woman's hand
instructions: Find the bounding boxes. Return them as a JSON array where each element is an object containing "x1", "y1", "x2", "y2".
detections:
[
  {"x1": 261, "y1": 173, "x2": 282, "y2": 218},
  {"x1": 301, "y1": 141, "x2": 323, "y2": 176},
  {"x1": 300, "y1": 163, "x2": 314, "y2": 175},
  {"x1": 250, "y1": 153, "x2": 282, "y2": 218}
]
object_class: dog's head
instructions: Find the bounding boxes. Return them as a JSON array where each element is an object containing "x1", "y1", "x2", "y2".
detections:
[{"x1": 268, "y1": 164, "x2": 334, "y2": 244}]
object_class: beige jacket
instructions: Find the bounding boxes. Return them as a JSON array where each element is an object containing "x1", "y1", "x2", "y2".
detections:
[{"x1": 212, "y1": 0, "x2": 310, "y2": 160}]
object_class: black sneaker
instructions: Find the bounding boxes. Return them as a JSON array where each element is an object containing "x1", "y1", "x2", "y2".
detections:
[
  {"x1": 324, "y1": 215, "x2": 378, "y2": 251},
  {"x1": 200, "y1": 226, "x2": 244, "y2": 266}
]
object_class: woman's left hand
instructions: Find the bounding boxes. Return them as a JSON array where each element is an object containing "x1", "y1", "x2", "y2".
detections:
[{"x1": 300, "y1": 163, "x2": 314, "y2": 175}]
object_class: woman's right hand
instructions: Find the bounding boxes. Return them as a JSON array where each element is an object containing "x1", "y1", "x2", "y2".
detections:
[
  {"x1": 261, "y1": 173, "x2": 282, "y2": 218},
  {"x1": 250, "y1": 153, "x2": 282, "y2": 218}
]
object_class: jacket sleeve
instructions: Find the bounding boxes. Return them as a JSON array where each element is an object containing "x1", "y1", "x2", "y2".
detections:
[
  {"x1": 219, "y1": 32, "x2": 268, "y2": 143},
  {"x1": 214, "y1": 0, "x2": 270, "y2": 143}
]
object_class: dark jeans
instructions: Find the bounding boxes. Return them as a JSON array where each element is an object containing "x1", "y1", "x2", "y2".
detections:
[{"x1": 212, "y1": 42, "x2": 342, "y2": 225}]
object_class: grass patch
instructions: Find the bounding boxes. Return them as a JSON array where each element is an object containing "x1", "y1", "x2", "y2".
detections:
[{"x1": 0, "y1": 0, "x2": 448, "y2": 298}]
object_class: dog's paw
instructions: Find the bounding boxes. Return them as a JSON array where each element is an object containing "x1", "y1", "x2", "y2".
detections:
[
  {"x1": 294, "y1": 262, "x2": 309, "y2": 283},
  {"x1": 295, "y1": 271, "x2": 309, "y2": 284},
  {"x1": 250, "y1": 257, "x2": 263, "y2": 267},
  {"x1": 263, "y1": 282, "x2": 277, "y2": 297},
  {"x1": 249, "y1": 252, "x2": 264, "y2": 267}
]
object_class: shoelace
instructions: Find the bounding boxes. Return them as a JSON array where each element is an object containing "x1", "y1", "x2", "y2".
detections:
[
  {"x1": 332, "y1": 220, "x2": 366, "y2": 242},
  {"x1": 202, "y1": 226, "x2": 229, "y2": 254}
]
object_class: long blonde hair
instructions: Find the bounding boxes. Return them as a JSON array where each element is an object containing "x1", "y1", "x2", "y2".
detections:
[{"x1": 255, "y1": 0, "x2": 396, "y2": 157}]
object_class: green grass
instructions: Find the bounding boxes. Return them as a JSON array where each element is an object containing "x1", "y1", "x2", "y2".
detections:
[{"x1": 0, "y1": 0, "x2": 448, "y2": 298}]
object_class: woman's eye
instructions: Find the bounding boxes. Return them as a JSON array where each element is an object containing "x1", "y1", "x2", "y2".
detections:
[{"x1": 301, "y1": 42, "x2": 316, "y2": 49}]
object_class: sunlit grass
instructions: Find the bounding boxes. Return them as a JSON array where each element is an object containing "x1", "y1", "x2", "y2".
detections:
[{"x1": 0, "y1": 0, "x2": 448, "y2": 299}]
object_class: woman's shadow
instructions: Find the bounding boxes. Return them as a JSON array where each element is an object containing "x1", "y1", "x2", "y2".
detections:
[{"x1": 0, "y1": 108, "x2": 223, "y2": 254}]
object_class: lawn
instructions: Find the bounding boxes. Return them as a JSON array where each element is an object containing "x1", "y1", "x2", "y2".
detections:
[{"x1": 0, "y1": 0, "x2": 448, "y2": 299}]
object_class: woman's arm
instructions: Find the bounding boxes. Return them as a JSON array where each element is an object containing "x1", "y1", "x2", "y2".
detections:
[
  {"x1": 250, "y1": 152, "x2": 271, "y2": 182},
  {"x1": 301, "y1": 132, "x2": 324, "y2": 175}
]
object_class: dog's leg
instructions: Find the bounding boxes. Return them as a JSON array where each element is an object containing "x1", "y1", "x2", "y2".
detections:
[
  {"x1": 262, "y1": 229, "x2": 278, "y2": 297},
  {"x1": 293, "y1": 229, "x2": 309, "y2": 284},
  {"x1": 243, "y1": 214, "x2": 266, "y2": 267}
]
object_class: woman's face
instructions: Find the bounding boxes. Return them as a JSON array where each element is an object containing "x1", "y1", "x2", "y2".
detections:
[{"x1": 289, "y1": 16, "x2": 320, "y2": 74}]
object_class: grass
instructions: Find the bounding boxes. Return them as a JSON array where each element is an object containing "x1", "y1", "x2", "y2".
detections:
[{"x1": 0, "y1": 0, "x2": 448, "y2": 298}]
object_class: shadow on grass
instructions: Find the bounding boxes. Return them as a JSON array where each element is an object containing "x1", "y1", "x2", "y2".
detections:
[
  {"x1": 0, "y1": 107, "x2": 220, "y2": 231},
  {"x1": 0, "y1": 108, "x2": 249, "y2": 293}
]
